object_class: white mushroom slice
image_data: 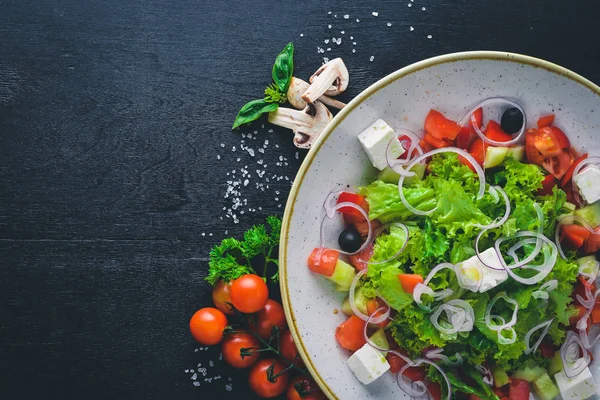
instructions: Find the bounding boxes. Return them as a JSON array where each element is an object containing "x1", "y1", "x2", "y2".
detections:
[
  {"x1": 287, "y1": 77, "x2": 346, "y2": 110},
  {"x1": 267, "y1": 101, "x2": 333, "y2": 149},
  {"x1": 302, "y1": 58, "x2": 349, "y2": 103}
]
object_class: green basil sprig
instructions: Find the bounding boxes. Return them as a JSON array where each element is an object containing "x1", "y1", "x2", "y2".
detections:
[{"x1": 232, "y1": 42, "x2": 294, "y2": 130}]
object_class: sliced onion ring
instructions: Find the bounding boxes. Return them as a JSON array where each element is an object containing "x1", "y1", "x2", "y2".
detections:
[
  {"x1": 524, "y1": 319, "x2": 554, "y2": 355},
  {"x1": 398, "y1": 147, "x2": 486, "y2": 216},
  {"x1": 385, "y1": 129, "x2": 424, "y2": 177},
  {"x1": 319, "y1": 199, "x2": 372, "y2": 256},
  {"x1": 413, "y1": 263, "x2": 455, "y2": 309},
  {"x1": 560, "y1": 331, "x2": 591, "y2": 378},
  {"x1": 348, "y1": 269, "x2": 391, "y2": 325},
  {"x1": 485, "y1": 292, "x2": 518, "y2": 331},
  {"x1": 459, "y1": 97, "x2": 527, "y2": 147},
  {"x1": 425, "y1": 348, "x2": 464, "y2": 367},
  {"x1": 367, "y1": 222, "x2": 410, "y2": 266},
  {"x1": 475, "y1": 365, "x2": 494, "y2": 386},
  {"x1": 430, "y1": 300, "x2": 474, "y2": 335},
  {"x1": 397, "y1": 358, "x2": 451, "y2": 400}
]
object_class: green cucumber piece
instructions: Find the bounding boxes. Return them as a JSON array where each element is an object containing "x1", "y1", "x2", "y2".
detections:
[
  {"x1": 563, "y1": 202, "x2": 577, "y2": 212},
  {"x1": 377, "y1": 163, "x2": 425, "y2": 186},
  {"x1": 533, "y1": 372, "x2": 560, "y2": 400},
  {"x1": 574, "y1": 201, "x2": 600, "y2": 227},
  {"x1": 377, "y1": 167, "x2": 400, "y2": 184},
  {"x1": 327, "y1": 259, "x2": 356, "y2": 290},
  {"x1": 368, "y1": 328, "x2": 389, "y2": 351},
  {"x1": 548, "y1": 352, "x2": 563, "y2": 376},
  {"x1": 340, "y1": 286, "x2": 369, "y2": 313},
  {"x1": 484, "y1": 146, "x2": 508, "y2": 168},
  {"x1": 491, "y1": 364, "x2": 511, "y2": 388},
  {"x1": 507, "y1": 145, "x2": 525, "y2": 161},
  {"x1": 513, "y1": 366, "x2": 546, "y2": 382},
  {"x1": 341, "y1": 297, "x2": 354, "y2": 316},
  {"x1": 577, "y1": 255, "x2": 599, "y2": 277}
]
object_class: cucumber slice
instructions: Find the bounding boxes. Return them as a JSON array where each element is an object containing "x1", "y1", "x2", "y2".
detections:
[
  {"x1": 377, "y1": 167, "x2": 400, "y2": 184},
  {"x1": 377, "y1": 163, "x2": 425, "y2": 186},
  {"x1": 513, "y1": 366, "x2": 546, "y2": 382},
  {"x1": 341, "y1": 297, "x2": 354, "y2": 316},
  {"x1": 506, "y1": 145, "x2": 525, "y2": 161},
  {"x1": 563, "y1": 202, "x2": 577, "y2": 212},
  {"x1": 574, "y1": 201, "x2": 600, "y2": 227},
  {"x1": 491, "y1": 364, "x2": 511, "y2": 388},
  {"x1": 327, "y1": 259, "x2": 356, "y2": 290},
  {"x1": 577, "y1": 255, "x2": 599, "y2": 277},
  {"x1": 368, "y1": 328, "x2": 390, "y2": 351},
  {"x1": 484, "y1": 147, "x2": 508, "y2": 168},
  {"x1": 405, "y1": 163, "x2": 426, "y2": 186},
  {"x1": 548, "y1": 352, "x2": 563, "y2": 376},
  {"x1": 533, "y1": 372, "x2": 560, "y2": 400}
]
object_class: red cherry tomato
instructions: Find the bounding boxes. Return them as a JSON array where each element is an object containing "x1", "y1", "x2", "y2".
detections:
[
  {"x1": 230, "y1": 274, "x2": 269, "y2": 313},
  {"x1": 286, "y1": 376, "x2": 326, "y2": 400},
  {"x1": 249, "y1": 358, "x2": 290, "y2": 398},
  {"x1": 189, "y1": 307, "x2": 228, "y2": 345},
  {"x1": 222, "y1": 332, "x2": 260, "y2": 368},
  {"x1": 212, "y1": 280, "x2": 234, "y2": 315},
  {"x1": 252, "y1": 299, "x2": 287, "y2": 339},
  {"x1": 280, "y1": 329, "x2": 304, "y2": 368}
]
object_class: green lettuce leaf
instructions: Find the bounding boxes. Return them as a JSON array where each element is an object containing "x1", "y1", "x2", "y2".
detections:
[{"x1": 360, "y1": 180, "x2": 436, "y2": 223}]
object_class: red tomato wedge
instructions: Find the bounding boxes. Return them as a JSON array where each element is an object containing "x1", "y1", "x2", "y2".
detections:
[
  {"x1": 419, "y1": 138, "x2": 435, "y2": 153},
  {"x1": 525, "y1": 128, "x2": 546, "y2": 165},
  {"x1": 583, "y1": 228, "x2": 600, "y2": 254},
  {"x1": 537, "y1": 175, "x2": 557, "y2": 196},
  {"x1": 485, "y1": 120, "x2": 512, "y2": 142},
  {"x1": 537, "y1": 114, "x2": 555, "y2": 128},
  {"x1": 561, "y1": 154, "x2": 588, "y2": 187},
  {"x1": 337, "y1": 192, "x2": 368, "y2": 217},
  {"x1": 538, "y1": 340, "x2": 557, "y2": 358},
  {"x1": 427, "y1": 382, "x2": 442, "y2": 400},
  {"x1": 335, "y1": 316, "x2": 367, "y2": 351},
  {"x1": 307, "y1": 248, "x2": 339, "y2": 277},
  {"x1": 509, "y1": 379, "x2": 530, "y2": 400},
  {"x1": 570, "y1": 304, "x2": 587, "y2": 325},
  {"x1": 386, "y1": 351, "x2": 427, "y2": 381},
  {"x1": 560, "y1": 224, "x2": 592, "y2": 249},
  {"x1": 424, "y1": 132, "x2": 453, "y2": 149},
  {"x1": 398, "y1": 274, "x2": 424, "y2": 294},
  {"x1": 550, "y1": 126, "x2": 570, "y2": 149},
  {"x1": 348, "y1": 243, "x2": 373, "y2": 271},
  {"x1": 543, "y1": 149, "x2": 574, "y2": 179},
  {"x1": 424, "y1": 109, "x2": 461, "y2": 141},
  {"x1": 468, "y1": 138, "x2": 488, "y2": 166},
  {"x1": 366, "y1": 298, "x2": 389, "y2": 328}
]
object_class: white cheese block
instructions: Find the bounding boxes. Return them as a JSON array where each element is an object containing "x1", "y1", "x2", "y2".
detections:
[
  {"x1": 554, "y1": 365, "x2": 597, "y2": 400},
  {"x1": 455, "y1": 248, "x2": 508, "y2": 293},
  {"x1": 357, "y1": 119, "x2": 405, "y2": 171},
  {"x1": 573, "y1": 165, "x2": 600, "y2": 205},
  {"x1": 347, "y1": 343, "x2": 390, "y2": 385}
]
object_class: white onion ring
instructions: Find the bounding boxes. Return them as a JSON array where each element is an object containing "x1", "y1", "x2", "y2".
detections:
[
  {"x1": 459, "y1": 97, "x2": 527, "y2": 147},
  {"x1": 430, "y1": 300, "x2": 474, "y2": 335},
  {"x1": 398, "y1": 148, "x2": 486, "y2": 216},
  {"x1": 397, "y1": 358, "x2": 451, "y2": 400},
  {"x1": 319, "y1": 200, "x2": 372, "y2": 256},
  {"x1": 495, "y1": 232, "x2": 557, "y2": 285},
  {"x1": 413, "y1": 263, "x2": 455, "y2": 310},
  {"x1": 524, "y1": 319, "x2": 553, "y2": 355},
  {"x1": 555, "y1": 215, "x2": 596, "y2": 260},
  {"x1": 474, "y1": 186, "x2": 510, "y2": 230},
  {"x1": 532, "y1": 280, "x2": 558, "y2": 300},
  {"x1": 348, "y1": 269, "x2": 391, "y2": 325},
  {"x1": 475, "y1": 365, "x2": 494, "y2": 386},
  {"x1": 485, "y1": 293, "x2": 519, "y2": 344},
  {"x1": 385, "y1": 129, "x2": 424, "y2": 177},
  {"x1": 571, "y1": 157, "x2": 600, "y2": 205},
  {"x1": 367, "y1": 222, "x2": 410, "y2": 265},
  {"x1": 425, "y1": 348, "x2": 464, "y2": 366},
  {"x1": 560, "y1": 331, "x2": 591, "y2": 378}
]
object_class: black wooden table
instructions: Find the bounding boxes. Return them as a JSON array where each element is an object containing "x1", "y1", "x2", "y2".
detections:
[{"x1": 1, "y1": 1, "x2": 599, "y2": 399}]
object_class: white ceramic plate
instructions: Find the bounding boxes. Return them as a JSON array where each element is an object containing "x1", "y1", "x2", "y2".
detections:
[{"x1": 280, "y1": 51, "x2": 600, "y2": 400}]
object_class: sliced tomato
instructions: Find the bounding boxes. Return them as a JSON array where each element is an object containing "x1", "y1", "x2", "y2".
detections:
[
  {"x1": 534, "y1": 126, "x2": 568, "y2": 156},
  {"x1": 537, "y1": 175, "x2": 557, "y2": 196},
  {"x1": 591, "y1": 304, "x2": 600, "y2": 325},
  {"x1": 335, "y1": 316, "x2": 367, "y2": 351},
  {"x1": 560, "y1": 224, "x2": 592, "y2": 249},
  {"x1": 354, "y1": 219, "x2": 381, "y2": 240},
  {"x1": 386, "y1": 351, "x2": 426, "y2": 381},
  {"x1": 525, "y1": 128, "x2": 545, "y2": 165},
  {"x1": 419, "y1": 138, "x2": 435, "y2": 153},
  {"x1": 348, "y1": 243, "x2": 373, "y2": 271},
  {"x1": 307, "y1": 248, "x2": 339, "y2": 277},
  {"x1": 424, "y1": 109, "x2": 461, "y2": 141},
  {"x1": 550, "y1": 126, "x2": 570, "y2": 149},
  {"x1": 561, "y1": 154, "x2": 588, "y2": 187},
  {"x1": 573, "y1": 276, "x2": 598, "y2": 305},
  {"x1": 386, "y1": 352, "x2": 404, "y2": 374},
  {"x1": 543, "y1": 149, "x2": 574, "y2": 179},
  {"x1": 472, "y1": 107, "x2": 483, "y2": 128},
  {"x1": 583, "y1": 228, "x2": 600, "y2": 254},
  {"x1": 457, "y1": 126, "x2": 476, "y2": 150},
  {"x1": 398, "y1": 274, "x2": 424, "y2": 294},
  {"x1": 538, "y1": 340, "x2": 557, "y2": 358},
  {"x1": 537, "y1": 114, "x2": 555, "y2": 128},
  {"x1": 509, "y1": 379, "x2": 530, "y2": 400},
  {"x1": 468, "y1": 138, "x2": 487, "y2": 166},
  {"x1": 570, "y1": 304, "x2": 587, "y2": 325},
  {"x1": 427, "y1": 382, "x2": 442, "y2": 400},
  {"x1": 424, "y1": 132, "x2": 453, "y2": 149},
  {"x1": 366, "y1": 298, "x2": 389, "y2": 328},
  {"x1": 337, "y1": 192, "x2": 368, "y2": 218},
  {"x1": 485, "y1": 120, "x2": 512, "y2": 142},
  {"x1": 493, "y1": 385, "x2": 510, "y2": 399}
]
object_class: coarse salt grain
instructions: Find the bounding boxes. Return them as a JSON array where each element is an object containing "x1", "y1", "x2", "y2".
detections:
[
  {"x1": 324, "y1": 39, "x2": 329, "y2": 44},
  {"x1": 410, "y1": 26, "x2": 414, "y2": 31},
  {"x1": 387, "y1": 22, "x2": 392, "y2": 27},
  {"x1": 193, "y1": 382, "x2": 200, "y2": 387},
  {"x1": 343, "y1": 14, "x2": 349, "y2": 19},
  {"x1": 341, "y1": 30, "x2": 345, "y2": 34},
  {"x1": 220, "y1": 143, "x2": 225, "y2": 148},
  {"x1": 328, "y1": 24, "x2": 332, "y2": 29},
  {"x1": 350, "y1": 36, "x2": 354, "y2": 39},
  {"x1": 352, "y1": 49, "x2": 356, "y2": 53},
  {"x1": 408, "y1": 3, "x2": 412, "y2": 6},
  {"x1": 372, "y1": 11, "x2": 379, "y2": 16},
  {"x1": 300, "y1": 33, "x2": 304, "y2": 37},
  {"x1": 356, "y1": 18, "x2": 360, "y2": 22},
  {"x1": 422, "y1": 6, "x2": 426, "y2": 10},
  {"x1": 216, "y1": 155, "x2": 220, "y2": 160},
  {"x1": 427, "y1": 34, "x2": 432, "y2": 39},
  {"x1": 323, "y1": 57, "x2": 329, "y2": 63},
  {"x1": 225, "y1": 384, "x2": 233, "y2": 391},
  {"x1": 369, "y1": 55, "x2": 375, "y2": 62}
]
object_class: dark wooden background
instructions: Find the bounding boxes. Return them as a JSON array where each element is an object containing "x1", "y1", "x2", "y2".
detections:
[{"x1": 1, "y1": 0, "x2": 599, "y2": 399}]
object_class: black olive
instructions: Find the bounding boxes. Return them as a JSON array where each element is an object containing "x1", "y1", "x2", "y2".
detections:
[
  {"x1": 501, "y1": 107, "x2": 524, "y2": 134},
  {"x1": 338, "y1": 227, "x2": 362, "y2": 253}
]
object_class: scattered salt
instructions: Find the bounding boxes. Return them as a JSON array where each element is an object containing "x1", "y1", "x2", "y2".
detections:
[
  {"x1": 350, "y1": 36, "x2": 354, "y2": 39},
  {"x1": 220, "y1": 143, "x2": 225, "y2": 148},
  {"x1": 387, "y1": 22, "x2": 392, "y2": 27},
  {"x1": 356, "y1": 18, "x2": 360, "y2": 22},
  {"x1": 226, "y1": 384, "x2": 233, "y2": 391},
  {"x1": 300, "y1": 33, "x2": 304, "y2": 37},
  {"x1": 427, "y1": 34, "x2": 432, "y2": 39},
  {"x1": 352, "y1": 49, "x2": 356, "y2": 53},
  {"x1": 372, "y1": 11, "x2": 379, "y2": 16},
  {"x1": 328, "y1": 24, "x2": 332, "y2": 29},
  {"x1": 193, "y1": 381, "x2": 200, "y2": 387},
  {"x1": 191, "y1": 373, "x2": 198, "y2": 380},
  {"x1": 343, "y1": 14, "x2": 349, "y2": 19},
  {"x1": 328, "y1": 11, "x2": 332, "y2": 14},
  {"x1": 216, "y1": 155, "x2": 221, "y2": 160},
  {"x1": 410, "y1": 26, "x2": 414, "y2": 31},
  {"x1": 341, "y1": 30, "x2": 345, "y2": 34},
  {"x1": 422, "y1": 6, "x2": 426, "y2": 10},
  {"x1": 408, "y1": 3, "x2": 412, "y2": 7},
  {"x1": 370, "y1": 55, "x2": 375, "y2": 62}
]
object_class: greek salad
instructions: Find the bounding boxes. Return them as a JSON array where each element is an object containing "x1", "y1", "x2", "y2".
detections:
[{"x1": 306, "y1": 98, "x2": 600, "y2": 400}]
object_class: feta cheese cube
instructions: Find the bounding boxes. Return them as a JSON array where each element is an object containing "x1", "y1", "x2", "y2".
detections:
[
  {"x1": 347, "y1": 343, "x2": 390, "y2": 385},
  {"x1": 455, "y1": 248, "x2": 508, "y2": 293},
  {"x1": 357, "y1": 119, "x2": 404, "y2": 170},
  {"x1": 555, "y1": 365, "x2": 597, "y2": 400},
  {"x1": 573, "y1": 165, "x2": 600, "y2": 205}
]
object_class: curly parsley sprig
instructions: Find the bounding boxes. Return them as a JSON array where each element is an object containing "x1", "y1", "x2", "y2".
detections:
[{"x1": 206, "y1": 216, "x2": 282, "y2": 285}]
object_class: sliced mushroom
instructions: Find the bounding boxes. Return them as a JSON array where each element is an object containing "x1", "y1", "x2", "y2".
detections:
[
  {"x1": 267, "y1": 101, "x2": 333, "y2": 149},
  {"x1": 302, "y1": 58, "x2": 349, "y2": 104},
  {"x1": 287, "y1": 77, "x2": 346, "y2": 110}
]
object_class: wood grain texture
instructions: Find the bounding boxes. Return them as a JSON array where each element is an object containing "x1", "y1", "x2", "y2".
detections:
[{"x1": 0, "y1": 0, "x2": 599, "y2": 399}]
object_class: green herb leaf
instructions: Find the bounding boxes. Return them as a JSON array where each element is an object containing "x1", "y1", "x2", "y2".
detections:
[
  {"x1": 264, "y1": 83, "x2": 288, "y2": 104},
  {"x1": 272, "y1": 42, "x2": 294, "y2": 94},
  {"x1": 232, "y1": 99, "x2": 279, "y2": 130}
]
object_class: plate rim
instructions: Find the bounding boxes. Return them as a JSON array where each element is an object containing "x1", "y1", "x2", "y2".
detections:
[{"x1": 279, "y1": 50, "x2": 600, "y2": 400}]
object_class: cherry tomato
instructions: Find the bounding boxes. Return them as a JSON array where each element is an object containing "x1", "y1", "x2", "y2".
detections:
[
  {"x1": 222, "y1": 332, "x2": 260, "y2": 368},
  {"x1": 230, "y1": 274, "x2": 269, "y2": 313},
  {"x1": 286, "y1": 376, "x2": 326, "y2": 400},
  {"x1": 280, "y1": 329, "x2": 304, "y2": 368},
  {"x1": 212, "y1": 280, "x2": 234, "y2": 315},
  {"x1": 189, "y1": 307, "x2": 228, "y2": 345},
  {"x1": 249, "y1": 358, "x2": 290, "y2": 398},
  {"x1": 252, "y1": 299, "x2": 287, "y2": 339}
]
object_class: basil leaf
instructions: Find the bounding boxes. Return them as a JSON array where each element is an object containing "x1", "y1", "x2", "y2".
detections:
[
  {"x1": 272, "y1": 42, "x2": 294, "y2": 94},
  {"x1": 232, "y1": 99, "x2": 278, "y2": 130}
]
